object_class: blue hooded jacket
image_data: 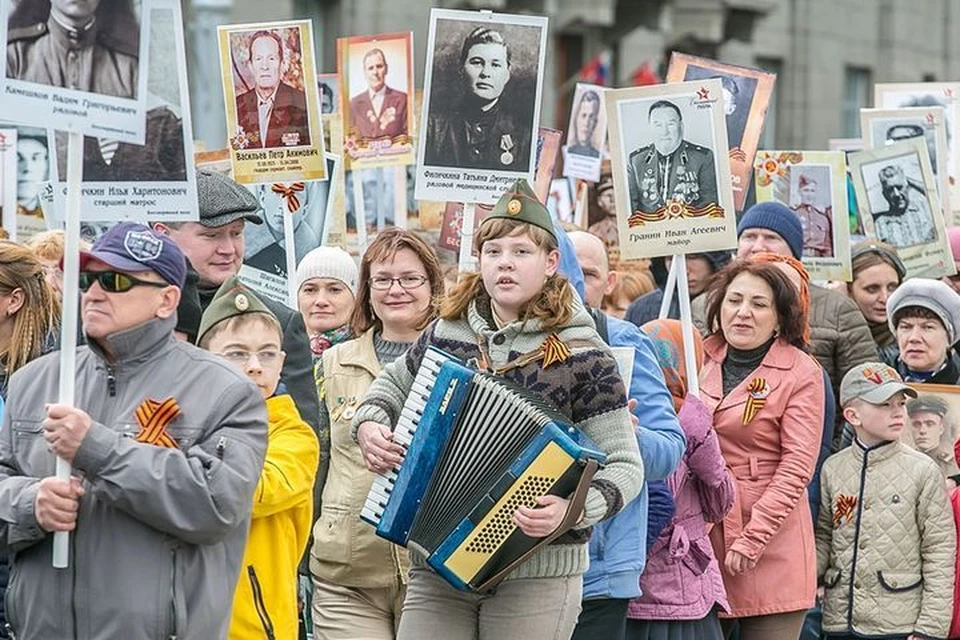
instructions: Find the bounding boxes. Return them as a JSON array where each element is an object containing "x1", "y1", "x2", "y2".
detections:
[{"x1": 556, "y1": 223, "x2": 686, "y2": 599}]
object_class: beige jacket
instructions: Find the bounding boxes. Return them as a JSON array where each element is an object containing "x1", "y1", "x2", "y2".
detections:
[
  {"x1": 309, "y1": 329, "x2": 408, "y2": 588},
  {"x1": 816, "y1": 439, "x2": 956, "y2": 638}
]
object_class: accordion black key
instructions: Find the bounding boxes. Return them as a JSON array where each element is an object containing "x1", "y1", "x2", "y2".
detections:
[{"x1": 361, "y1": 347, "x2": 606, "y2": 592}]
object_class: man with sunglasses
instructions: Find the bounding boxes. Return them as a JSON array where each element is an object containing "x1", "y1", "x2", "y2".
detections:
[
  {"x1": 0, "y1": 222, "x2": 267, "y2": 639},
  {"x1": 153, "y1": 169, "x2": 320, "y2": 436}
]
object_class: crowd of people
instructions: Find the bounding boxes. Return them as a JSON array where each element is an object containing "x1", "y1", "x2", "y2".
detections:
[{"x1": 0, "y1": 167, "x2": 960, "y2": 640}]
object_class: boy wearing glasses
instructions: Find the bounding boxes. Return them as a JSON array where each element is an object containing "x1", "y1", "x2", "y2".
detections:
[
  {"x1": 0, "y1": 222, "x2": 268, "y2": 639},
  {"x1": 198, "y1": 276, "x2": 319, "y2": 640}
]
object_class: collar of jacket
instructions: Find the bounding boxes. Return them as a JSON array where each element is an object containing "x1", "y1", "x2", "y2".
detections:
[
  {"x1": 87, "y1": 315, "x2": 177, "y2": 368},
  {"x1": 330, "y1": 327, "x2": 380, "y2": 378},
  {"x1": 897, "y1": 349, "x2": 960, "y2": 384},
  {"x1": 851, "y1": 435, "x2": 900, "y2": 464},
  {"x1": 703, "y1": 334, "x2": 799, "y2": 371}
]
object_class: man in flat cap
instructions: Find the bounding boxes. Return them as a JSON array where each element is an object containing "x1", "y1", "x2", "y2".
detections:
[
  {"x1": 791, "y1": 173, "x2": 833, "y2": 258},
  {"x1": 152, "y1": 170, "x2": 320, "y2": 434},
  {"x1": 6, "y1": 0, "x2": 139, "y2": 99},
  {"x1": 627, "y1": 100, "x2": 718, "y2": 217},
  {"x1": 872, "y1": 163, "x2": 936, "y2": 249},
  {"x1": 907, "y1": 395, "x2": 960, "y2": 480},
  {"x1": 0, "y1": 222, "x2": 267, "y2": 639}
]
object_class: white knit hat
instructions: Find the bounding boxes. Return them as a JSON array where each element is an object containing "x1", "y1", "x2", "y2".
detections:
[{"x1": 296, "y1": 246, "x2": 359, "y2": 297}]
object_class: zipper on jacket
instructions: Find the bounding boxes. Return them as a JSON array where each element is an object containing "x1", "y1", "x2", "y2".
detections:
[
  {"x1": 168, "y1": 546, "x2": 179, "y2": 640},
  {"x1": 247, "y1": 565, "x2": 276, "y2": 640},
  {"x1": 845, "y1": 447, "x2": 870, "y2": 630},
  {"x1": 106, "y1": 366, "x2": 117, "y2": 397}
]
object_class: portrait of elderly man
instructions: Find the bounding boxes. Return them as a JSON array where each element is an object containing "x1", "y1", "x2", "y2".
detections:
[
  {"x1": 627, "y1": 100, "x2": 718, "y2": 215},
  {"x1": 6, "y1": 0, "x2": 140, "y2": 99},
  {"x1": 568, "y1": 89, "x2": 601, "y2": 158},
  {"x1": 348, "y1": 47, "x2": 408, "y2": 140},
  {"x1": 792, "y1": 173, "x2": 834, "y2": 258},
  {"x1": 235, "y1": 30, "x2": 310, "y2": 149},
  {"x1": 424, "y1": 25, "x2": 533, "y2": 170},
  {"x1": 907, "y1": 395, "x2": 960, "y2": 481},
  {"x1": 871, "y1": 163, "x2": 936, "y2": 248}
]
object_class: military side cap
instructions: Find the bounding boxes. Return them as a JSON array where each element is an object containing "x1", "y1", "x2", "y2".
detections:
[
  {"x1": 197, "y1": 276, "x2": 277, "y2": 345},
  {"x1": 483, "y1": 179, "x2": 556, "y2": 242},
  {"x1": 907, "y1": 395, "x2": 949, "y2": 417}
]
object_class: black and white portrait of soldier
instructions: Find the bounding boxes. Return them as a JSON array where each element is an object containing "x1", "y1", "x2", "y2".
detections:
[
  {"x1": 15, "y1": 128, "x2": 49, "y2": 219},
  {"x1": 567, "y1": 88, "x2": 602, "y2": 158},
  {"x1": 422, "y1": 18, "x2": 544, "y2": 171},
  {"x1": 626, "y1": 99, "x2": 719, "y2": 215},
  {"x1": 6, "y1": 0, "x2": 140, "y2": 99}
]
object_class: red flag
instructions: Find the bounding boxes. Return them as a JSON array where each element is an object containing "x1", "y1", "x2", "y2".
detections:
[{"x1": 630, "y1": 61, "x2": 661, "y2": 87}]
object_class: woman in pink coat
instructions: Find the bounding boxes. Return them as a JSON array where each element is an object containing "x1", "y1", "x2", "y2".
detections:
[
  {"x1": 628, "y1": 319, "x2": 736, "y2": 640},
  {"x1": 701, "y1": 260, "x2": 825, "y2": 640}
]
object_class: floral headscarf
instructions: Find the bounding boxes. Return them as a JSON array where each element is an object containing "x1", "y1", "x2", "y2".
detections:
[{"x1": 642, "y1": 318, "x2": 704, "y2": 412}]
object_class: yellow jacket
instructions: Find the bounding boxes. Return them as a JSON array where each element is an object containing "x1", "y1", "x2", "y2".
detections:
[{"x1": 230, "y1": 394, "x2": 319, "y2": 640}]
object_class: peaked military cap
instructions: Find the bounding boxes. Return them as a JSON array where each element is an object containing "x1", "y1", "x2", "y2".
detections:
[
  {"x1": 907, "y1": 395, "x2": 950, "y2": 417},
  {"x1": 483, "y1": 179, "x2": 557, "y2": 242},
  {"x1": 197, "y1": 276, "x2": 278, "y2": 346}
]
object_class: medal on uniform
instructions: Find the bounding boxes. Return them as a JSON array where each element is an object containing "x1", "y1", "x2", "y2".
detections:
[{"x1": 500, "y1": 134, "x2": 515, "y2": 165}]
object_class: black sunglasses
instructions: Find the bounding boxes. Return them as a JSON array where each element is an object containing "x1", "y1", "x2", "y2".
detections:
[{"x1": 78, "y1": 271, "x2": 169, "y2": 293}]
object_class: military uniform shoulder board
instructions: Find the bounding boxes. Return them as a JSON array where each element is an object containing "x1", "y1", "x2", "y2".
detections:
[
  {"x1": 8, "y1": 22, "x2": 47, "y2": 42},
  {"x1": 629, "y1": 144, "x2": 654, "y2": 160}
]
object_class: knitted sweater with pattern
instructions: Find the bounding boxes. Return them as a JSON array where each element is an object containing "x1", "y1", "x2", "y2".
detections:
[{"x1": 351, "y1": 292, "x2": 645, "y2": 581}]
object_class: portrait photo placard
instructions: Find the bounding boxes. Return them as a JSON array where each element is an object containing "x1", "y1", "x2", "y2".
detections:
[
  {"x1": 605, "y1": 79, "x2": 737, "y2": 260},
  {"x1": 317, "y1": 72, "x2": 340, "y2": 116},
  {"x1": 0, "y1": 0, "x2": 149, "y2": 143},
  {"x1": 239, "y1": 154, "x2": 338, "y2": 306},
  {"x1": 754, "y1": 151, "x2": 851, "y2": 280},
  {"x1": 850, "y1": 137, "x2": 954, "y2": 278},
  {"x1": 218, "y1": 19, "x2": 327, "y2": 184},
  {"x1": 338, "y1": 32, "x2": 415, "y2": 170},
  {"x1": 564, "y1": 83, "x2": 606, "y2": 182},
  {"x1": 415, "y1": 9, "x2": 549, "y2": 204},
  {"x1": 875, "y1": 83, "x2": 960, "y2": 220},
  {"x1": 860, "y1": 107, "x2": 950, "y2": 216},
  {"x1": 666, "y1": 53, "x2": 775, "y2": 212},
  {"x1": 902, "y1": 383, "x2": 960, "y2": 479},
  {"x1": 50, "y1": 0, "x2": 198, "y2": 223}
]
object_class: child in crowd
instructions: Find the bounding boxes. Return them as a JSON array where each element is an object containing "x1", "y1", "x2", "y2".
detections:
[
  {"x1": 353, "y1": 179, "x2": 643, "y2": 639},
  {"x1": 817, "y1": 363, "x2": 955, "y2": 639},
  {"x1": 198, "y1": 277, "x2": 319, "y2": 640}
]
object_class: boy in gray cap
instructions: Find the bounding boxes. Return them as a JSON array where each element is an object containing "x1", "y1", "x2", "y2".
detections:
[
  {"x1": 886, "y1": 278, "x2": 960, "y2": 384},
  {"x1": 817, "y1": 363, "x2": 955, "y2": 639},
  {"x1": 153, "y1": 169, "x2": 320, "y2": 433}
]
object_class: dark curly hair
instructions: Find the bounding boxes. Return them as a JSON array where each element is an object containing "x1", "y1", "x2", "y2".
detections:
[{"x1": 705, "y1": 259, "x2": 807, "y2": 351}]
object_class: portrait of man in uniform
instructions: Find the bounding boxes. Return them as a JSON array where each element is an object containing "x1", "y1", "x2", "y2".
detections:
[
  {"x1": 568, "y1": 89, "x2": 602, "y2": 158},
  {"x1": 626, "y1": 100, "x2": 718, "y2": 215},
  {"x1": 16, "y1": 129, "x2": 48, "y2": 218},
  {"x1": 423, "y1": 22, "x2": 539, "y2": 171},
  {"x1": 907, "y1": 394, "x2": 960, "y2": 479},
  {"x1": 234, "y1": 30, "x2": 310, "y2": 149},
  {"x1": 6, "y1": 0, "x2": 140, "y2": 99},
  {"x1": 791, "y1": 171, "x2": 834, "y2": 258},
  {"x1": 869, "y1": 161, "x2": 936, "y2": 248},
  {"x1": 348, "y1": 48, "x2": 408, "y2": 140}
]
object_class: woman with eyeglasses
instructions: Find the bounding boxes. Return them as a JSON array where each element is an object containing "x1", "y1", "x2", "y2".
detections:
[
  {"x1": 844, "y1": 241, "x2": 906, "y2": 366},
  {"x1": 309, "y1": 228, "x2": 443, "y2": 640}
]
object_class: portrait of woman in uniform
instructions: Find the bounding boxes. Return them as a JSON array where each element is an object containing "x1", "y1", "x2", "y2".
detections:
[{"x1": 419, "y1": 10, "x2": 547, "y2": 177}]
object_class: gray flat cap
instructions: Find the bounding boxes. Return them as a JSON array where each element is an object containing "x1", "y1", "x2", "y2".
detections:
[{"x1": 196, "y1": 169, "x2": 263, "y2": 228}]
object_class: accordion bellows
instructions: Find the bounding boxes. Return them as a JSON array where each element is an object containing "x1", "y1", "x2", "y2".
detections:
[{"x1": 362, "y1": 347, "x2": 606, "y2": 592}]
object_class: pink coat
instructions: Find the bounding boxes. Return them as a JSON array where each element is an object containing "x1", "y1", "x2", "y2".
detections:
[
  {"x1": 629, "y1": 394, "x2": 736, "y2": 621},
  {"x1": 702, "y1": 336, "x2": 824, "y2": 618}
]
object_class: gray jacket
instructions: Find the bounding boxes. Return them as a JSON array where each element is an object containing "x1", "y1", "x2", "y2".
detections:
[{"x1": 0, "y1": 316, "x2": 267, "y2": 640}]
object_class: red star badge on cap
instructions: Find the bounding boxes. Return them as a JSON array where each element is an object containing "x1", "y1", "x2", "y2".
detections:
[{"x1": 697, "y1": 86, "x2": 711, "y2": 100}]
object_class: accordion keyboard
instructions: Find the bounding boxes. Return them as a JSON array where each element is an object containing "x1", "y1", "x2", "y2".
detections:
[{"x1": 360, "y1": 348, "x2": 448, "y2": 526}]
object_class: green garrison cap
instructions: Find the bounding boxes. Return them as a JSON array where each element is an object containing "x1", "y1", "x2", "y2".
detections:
[
  {"x1": 196, "y1": 276, "x2": 277, "y2": 346},
  {"x1": 483, "y1": 179, "x2": 557, "y2": 242}
]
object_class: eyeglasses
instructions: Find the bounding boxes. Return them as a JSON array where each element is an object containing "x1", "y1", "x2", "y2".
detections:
[
  {"x1": 217, "y1": 350, "x2": 282, "y2": 366},
  {"x1": 369, "y1": 275, "x2": 428, "y2": 290},
  {"x1": 78, "y1": 271, "x2": 169, "y2": 293}
]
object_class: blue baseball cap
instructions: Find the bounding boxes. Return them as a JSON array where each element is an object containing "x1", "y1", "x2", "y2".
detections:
[{"x1": 75, "y1": 222, "x2": 187, "y2": 288}]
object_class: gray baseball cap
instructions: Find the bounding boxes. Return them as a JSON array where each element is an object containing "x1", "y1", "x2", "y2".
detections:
[{"x1": 839, "y1": 362, "x2": 917, "y2": 407}]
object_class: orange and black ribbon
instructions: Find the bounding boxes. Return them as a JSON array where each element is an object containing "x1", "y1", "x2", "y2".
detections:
[
  {"x1": 134, "y1": 397, "x2": 181, "y2": 449},
  {"x1": 833, "y1": 494, "x2": 858, "y2": 526},
  {"x1": 271, "y1": 182, "x2": 306, "y2": 212},
  {"x1": 628, "y1": 200, "x2": 726, "y2": 227},
  {"x1": 541, "y1": 334, "x2": 571, "y2": 369},
  {"x1": 741, "y1": 377, "x2": 769, "y2": 426}
]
